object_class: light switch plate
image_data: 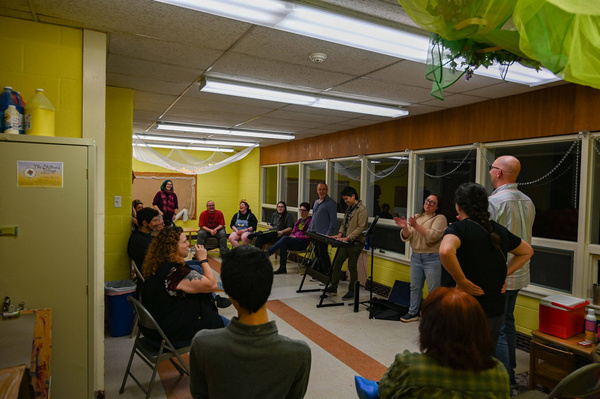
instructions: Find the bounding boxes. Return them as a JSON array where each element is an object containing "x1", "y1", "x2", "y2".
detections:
[{"x1": 114, "y1": 196, "x2": 121, "y2": 208}]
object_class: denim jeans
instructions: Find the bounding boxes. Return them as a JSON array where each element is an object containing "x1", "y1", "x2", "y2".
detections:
[
  {"x1": 268, "y1": 236, "x2": 308, "y2": 269},
  {"x1": 408, "y1": 252, "x2": 442, "y2": 316},
  {"x1": 496, "y1": 289, "x2": 519, "y2": 386}
]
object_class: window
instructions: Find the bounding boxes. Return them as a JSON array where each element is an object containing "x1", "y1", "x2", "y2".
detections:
[
  {"x1": 591, "y1": 136, "x2": 600, "y2": 244},
  {"x1": 281, "y1": 164, "x2": 299, "y2": 208},
  {"x1": 331, "y1": 158, "x2": 362, "y2": 214},
  {"x1": 302, "y1": 161, "x2": 326, "y2": 206},
  {"x1": 365, "y1": 156, "x2": 409, "y2": 219},
  {"x1": 415, "y1": 149, "x2": 477, "y2": 223},
  {"x1": 489, "y1": 140, "x2": 581, "y2": 242},
  {"x1": 263, "y1": 166, "x2": 277, "y2": 205},
  {"x1": 530, "y1": 246, "x2": 574, "y2": 293}
]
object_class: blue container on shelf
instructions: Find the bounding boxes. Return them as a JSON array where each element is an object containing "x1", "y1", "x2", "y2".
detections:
[{"x1": 0, "y1": 86, "x2": 17, "y2": 132}]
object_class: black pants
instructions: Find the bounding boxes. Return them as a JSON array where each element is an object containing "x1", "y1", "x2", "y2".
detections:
[{"x1": 314, "y1": 241, "x2": 331, "y2": 274}]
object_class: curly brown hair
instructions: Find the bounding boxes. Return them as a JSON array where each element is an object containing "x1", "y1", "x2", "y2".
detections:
[{"x1": 143, "y1": 226, "x2": 185, "y2": 278}]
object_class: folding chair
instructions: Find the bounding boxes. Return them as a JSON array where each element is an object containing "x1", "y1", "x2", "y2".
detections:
[
  {"x1": 119, "y1": 297, "x2": 190, "y2": 398},
  {"x1": 129, "y1": 259, "x2": 145, "y2": 338},
  {"x1": 289, "y1": 241, "x2": 315, "y2": 273},
  {"x1": 515, "y1": 362, "x2": 600, "y2": 399}
]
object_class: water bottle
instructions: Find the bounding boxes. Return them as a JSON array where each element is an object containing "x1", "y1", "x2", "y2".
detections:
[
  {"x1": 25, "y1": 88, "x2": 55, "y2": 136},
  {"x1": 3, "y1": 105, "x2": 20, "y2": 134},
  {"x1": 0, "y1": 86, "x2": 16, "y2": 132},
  {"x1": 585, "y1": 308, "x2": 597, "y2": 342}
]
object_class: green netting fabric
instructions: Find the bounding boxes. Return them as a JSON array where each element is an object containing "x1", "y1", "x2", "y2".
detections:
[
  {"x1": 426, "y1": 35, "x2": 466, "y2": 100},
  {"x1": 513, "y1": 0, "x2": 600, "y2": 89},
  {"x1": 398, "y1": 0, "x2": 515, "y2": 40}
]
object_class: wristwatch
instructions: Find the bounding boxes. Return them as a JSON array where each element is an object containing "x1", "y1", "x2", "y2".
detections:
[{"x1": 199, "y1": 259, "x2": 209, "y2": 264}]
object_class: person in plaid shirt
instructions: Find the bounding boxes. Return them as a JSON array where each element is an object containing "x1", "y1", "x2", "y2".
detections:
[{"x1": 379, "y1": 287, "x2": 510, "y2": 398}]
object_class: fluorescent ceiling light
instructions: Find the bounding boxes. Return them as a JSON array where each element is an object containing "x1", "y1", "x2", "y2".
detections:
[
  {"x1": 132, "y1": 142, "x2": 234, "y2": 152},
  {"x1": 155, "y1": 0, "x2": 560, "y2": 86},
  {"x1": 133, "y1": 134, "x2": 256, "y2": 147},
  {"x1": 156, "y1": 122, "x2": 296, "y2": 140},
  {"x1": 201, "y1": 77, "x2": 409, "y2": 118}
]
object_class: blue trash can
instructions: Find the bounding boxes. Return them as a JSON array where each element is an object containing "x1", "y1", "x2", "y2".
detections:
[{"x1": 105, "y1": 279, "x2": 136, "y2": 337}]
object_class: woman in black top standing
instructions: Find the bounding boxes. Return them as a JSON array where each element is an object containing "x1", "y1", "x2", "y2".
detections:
[{"x1": 439, "y1": 182, "x2": 533, "y2": 346}]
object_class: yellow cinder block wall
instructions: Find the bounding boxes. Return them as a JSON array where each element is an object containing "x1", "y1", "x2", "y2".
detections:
[
  {"x1": 0, "y1": 17, "x2": 82, "y2": 138},
  {"x1": 105, "y1": 86, "x2": 134, "y2": 281},
  {"x1": 133, "y1": 147, "x2": 260, "y2": 234}
]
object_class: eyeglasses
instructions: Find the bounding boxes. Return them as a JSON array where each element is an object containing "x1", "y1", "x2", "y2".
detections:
[
  {"x1": 424, "y1": 199, "x2": 437, "y2": 205},
  {"x1": 490, "y1": 165, "x2": 501, "y2": 172},
  {"x1": 299, "y1": 208, "x2": 308, "y2": 212}
]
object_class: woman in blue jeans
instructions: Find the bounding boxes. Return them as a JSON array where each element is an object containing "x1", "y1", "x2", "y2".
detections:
[
  {"x1": 394, "y1": 194, "x2": 447, "y2": 322},
  {"x1": 268, "y1": 202, "x2": 312, "y2": 274}
]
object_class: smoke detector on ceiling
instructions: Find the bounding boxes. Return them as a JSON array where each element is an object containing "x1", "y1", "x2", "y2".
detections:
[{"x1": 309, "y1": 52, "x2": 327, "y2": 63}]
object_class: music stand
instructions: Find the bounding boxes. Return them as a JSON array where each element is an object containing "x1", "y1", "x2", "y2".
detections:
[{"x1": 353, "y1": 216, "x2": 379, "y2": 318}]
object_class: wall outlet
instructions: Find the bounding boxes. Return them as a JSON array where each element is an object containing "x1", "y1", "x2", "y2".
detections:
[{"x1": 114, "y1": 196, "x2": 121, "y2": 208}]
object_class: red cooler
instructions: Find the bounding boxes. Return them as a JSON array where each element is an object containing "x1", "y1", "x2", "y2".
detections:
[{"x1": 539, "y1": 294, "x2": 589, "y2": 338}]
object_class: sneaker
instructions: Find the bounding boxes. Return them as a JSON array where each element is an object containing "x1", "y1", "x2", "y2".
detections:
[
  {"x1": 400, "y1": 313, "x2": 420, "y2": 323},
  {"x1": 273, "y1": 267, "x2": 287, "y2": 275},
  {"x1": 214, "y1": 295, "x2": 232, "y2": 309},
  {"x1": 342, "y1": 291, "x2": 354, "y2": 301},
  {"x1": 323, "y1": 286, "x2": 337, "y2": 295}
]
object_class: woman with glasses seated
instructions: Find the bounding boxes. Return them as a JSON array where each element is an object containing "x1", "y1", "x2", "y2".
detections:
[
  {"x1": 142, "y1": 226, "x2": 226, "y2": 347},
  {"x1": 394, "y1": 194, "x2": 447, "y2": 323},
  {"x1": 251, "y1": 201, "x2": 295, "y2": 249},
  {"x1": 267, "y1": 202, "x2": 312, "y2": 275}
]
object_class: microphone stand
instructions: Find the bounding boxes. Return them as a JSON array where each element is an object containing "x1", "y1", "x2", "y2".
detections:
[{"x1": 354, "y1": 216, "x2": 379, "y2": 318}]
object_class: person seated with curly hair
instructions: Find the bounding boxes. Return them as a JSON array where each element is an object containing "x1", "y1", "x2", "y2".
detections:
[
  {"x1": 378, "y1": 287, "x2": 510, "y2": 398},
  {"x1": 142, "y1": 226, "x2": 227, "y2": 347}
]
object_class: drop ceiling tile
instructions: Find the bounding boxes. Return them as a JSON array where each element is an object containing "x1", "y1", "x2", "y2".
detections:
[
  {"x1": 419, "y1": 93, "x2": 489, "y2": 108},
  {"x1": 464, "y1": 81, "x2": 565, "y2": 99},
  {"x1": 109, "y1": 32, "x2": 224, "y2": 70},
  {"x1": 332, "y1": 77, "x2": 434, "y2": 103},
  {"x1": 233, "y1": 27, "x2": 398, "y2": 76},
  {"x1": 210, "y1": 52, "x2": 356, "y2": 90},
  {"x1": 241, "y1": 116, "x2": 323, "y2": 130},
  {"x1": 134, "y1": 91, "x2": 178, "y2": 105},
  {"x1": 108, "y1": 54, "x2": 201, "y2": 83},
  {"x1": 107, "y1": 72, "x2": 190, "y2": 95},
  {"x1": 263, "y1": 109, "x2": 350, "y2": 124}
]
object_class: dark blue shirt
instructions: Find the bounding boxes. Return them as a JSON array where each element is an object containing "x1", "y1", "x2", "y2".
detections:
[{"x1": 308, "y1": 195, "x2": 337, "y2": 235}]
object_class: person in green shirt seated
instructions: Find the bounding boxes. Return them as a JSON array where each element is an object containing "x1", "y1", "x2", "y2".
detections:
[{"x1": 378, "y1": 287, "x2": 510, "y2": 399}]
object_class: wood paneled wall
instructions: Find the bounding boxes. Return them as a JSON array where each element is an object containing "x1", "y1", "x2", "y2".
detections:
[{"x1": 260, "y1": 84, "x2": 600, "y2": 165}]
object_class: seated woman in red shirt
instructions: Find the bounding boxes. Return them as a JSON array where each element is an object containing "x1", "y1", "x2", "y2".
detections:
[{"x1": 267, "y1": 202, "x2": 312, "y2": 275}]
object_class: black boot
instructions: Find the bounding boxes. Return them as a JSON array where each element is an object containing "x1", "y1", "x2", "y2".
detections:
[{"x1": 273, "y1": 267, "x2": 287, "y2": 274}]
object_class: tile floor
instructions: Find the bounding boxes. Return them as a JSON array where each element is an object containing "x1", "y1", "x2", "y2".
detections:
[{"x1": 104, "y1": 255, "x2": 529, "y2": 398}]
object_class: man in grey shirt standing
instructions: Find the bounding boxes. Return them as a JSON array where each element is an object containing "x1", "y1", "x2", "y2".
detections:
[
  {"x1": 488, "y1": 155, "x2": 535, "y2": 390},
  {"x1": 307, "y1": 183, "x2": 338, "y2": 274}
]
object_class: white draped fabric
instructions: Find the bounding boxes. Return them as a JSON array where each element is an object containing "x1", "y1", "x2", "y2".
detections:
[{"x1": 132, "y1": 144, "x2": 258, "y2": 175}]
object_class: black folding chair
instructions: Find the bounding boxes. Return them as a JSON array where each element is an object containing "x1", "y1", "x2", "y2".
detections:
[{"x1": 119, "y1": 296, "x2": 190, "y2": 398}]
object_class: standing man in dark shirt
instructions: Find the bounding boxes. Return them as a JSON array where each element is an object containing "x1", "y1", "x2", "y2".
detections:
[
  {"x1": 197, "y1": 200, "x2": 229, "y2": 255},
  {"x1": 127, "y1": 207, "x2": 159, "y2": 269},
  {"x1": 307, "y1": 183, "x2": 337, "y2": 274}
]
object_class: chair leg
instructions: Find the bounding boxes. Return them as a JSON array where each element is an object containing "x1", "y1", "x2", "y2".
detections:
[
  {"x1": 145, "y1": 345, "x2": 166, "y2": 399},
  {"x1": 119, "y1": 337, "x2": 138, "y2": 394}
]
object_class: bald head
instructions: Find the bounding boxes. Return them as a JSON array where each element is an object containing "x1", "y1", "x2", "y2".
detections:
[{"x1": 490, "y1": 155, "x2": 521, "y2": 188}]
